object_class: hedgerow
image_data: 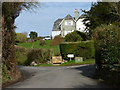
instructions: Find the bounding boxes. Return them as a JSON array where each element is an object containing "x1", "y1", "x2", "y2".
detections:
[{"x1": 60, "y1": 41, "x2": 95, "y2": 60}]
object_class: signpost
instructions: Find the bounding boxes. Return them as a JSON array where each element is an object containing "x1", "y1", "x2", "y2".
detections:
[{"x1": 67, "y1": 54, "x2": 74, "y2": 61}]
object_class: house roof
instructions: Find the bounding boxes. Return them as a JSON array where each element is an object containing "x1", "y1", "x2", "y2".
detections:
[
  {"x1": 52, "y1": 14, "x2": 85, "y2": 31},
  {"x1": 76, "y1": 14, "x2": 86, "y2": 21},
  {"x1": 64, "y1": 14, "x2": 73, "y2": 20},
  {"x1": 52, "y1": 19, "x2": 63, "y2": 31}
]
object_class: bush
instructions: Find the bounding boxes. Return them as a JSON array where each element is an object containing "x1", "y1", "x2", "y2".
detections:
[
  {"x1": 16, "y1": 46, "x2": 53, "y2": 65},
  {"x1": 15, "y1": 46, "x2": 26, "y2": 52},
  {"x1": 60, "y1": 41, "x2": 95, "y2": 60},
  {"x1": 94, "y1": 24, "x2": 120, "y2": 69},
  {"x1": 35, "y1": 37, "x2": 44, "y2": 41},
  {"x1": 15, "y1": 33, "x2": 27, "y2": 43},
  {"x1": 39, "y1": 39, "x2": 46, "y2": 46},
  {"x1": 64, "y1": 31, "x2": 89, "y2": 42},
  {"x1": 50, "y1": 35, "x2": 64, "y2": 46},
  {"x1": 26, "y1": 48, "x2": 52, "y2": 65},
  {"x1": 54, "y1": 52, "x2": 61, "y2": 56},
  {"x1": 64, "y1": 31, "x2": 82, "y2": 42},
  {"x1": 95, "y1": 67, "x2": 120, "y2": 88},
  {"x1": 15, "y1": 46, "x2": 28, "y2": 65}
]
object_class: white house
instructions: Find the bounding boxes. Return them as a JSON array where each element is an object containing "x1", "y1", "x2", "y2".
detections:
[
  {"x1": 52, "y1": 9, "x2": 87, "y2": 39},
  {"x1": 52, "y1": 19, "x2": 63, "y2": 39},
  {"x1": 76, "y1": 15, "x2": 86, "y2": 32}
]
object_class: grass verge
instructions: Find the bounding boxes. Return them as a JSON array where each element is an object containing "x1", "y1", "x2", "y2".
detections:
[
  {"x1": 60, "y1": 59, "x2": 95, "y2": 66},
  {"x1": 34, "y1": 59, "x2": 95, "y2": 67}
]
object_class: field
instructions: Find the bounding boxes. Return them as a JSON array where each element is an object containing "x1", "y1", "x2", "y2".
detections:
[{"x1": 17, "y1": 40, "x2": 60, "y2": 55}]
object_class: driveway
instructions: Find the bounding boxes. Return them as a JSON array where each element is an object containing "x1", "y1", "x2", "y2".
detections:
[{"x1": 5, "y1": 64, "x2": 111, "y2": 88}]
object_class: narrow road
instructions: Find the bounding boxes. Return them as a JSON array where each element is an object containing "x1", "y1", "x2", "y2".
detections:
[{"x1": 6, "y1": 64, "x2": 111, "y2": 88}]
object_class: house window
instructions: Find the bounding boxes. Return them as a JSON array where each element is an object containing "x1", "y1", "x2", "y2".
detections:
[{"x1": 65, "y1": 21, "x2": 73, "y2": 25}]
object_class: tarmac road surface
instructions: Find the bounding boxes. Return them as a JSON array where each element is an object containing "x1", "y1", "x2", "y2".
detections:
[{"x1": 5, "y1": 64, "x2": 111, "y2": 88}]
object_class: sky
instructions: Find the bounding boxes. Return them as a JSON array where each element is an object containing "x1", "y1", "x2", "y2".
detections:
[{"x1": 15, "y1": 2, "x2": 92, "y2": 37}]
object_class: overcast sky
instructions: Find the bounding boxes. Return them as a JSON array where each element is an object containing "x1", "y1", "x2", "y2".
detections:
[{"x1": 15, "y1": 2, "x2": 92, "y2": 37}]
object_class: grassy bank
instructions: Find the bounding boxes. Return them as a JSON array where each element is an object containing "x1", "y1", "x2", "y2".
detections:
[
  {"x1": 17, "y1": 40, "x2": 60, "y2": 55},
  {"x1": 16, "y1": 40, "x2": 95, "y2": 66}
]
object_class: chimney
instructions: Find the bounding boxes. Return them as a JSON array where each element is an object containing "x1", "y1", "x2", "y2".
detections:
[{"x1": 74, "y1": 9, "x2": 79, "y2": 21}]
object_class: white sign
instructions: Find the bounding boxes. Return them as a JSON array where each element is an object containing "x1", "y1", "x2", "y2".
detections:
[{"x1": 67, "y1": 54, "x2": 74, "y2": 58}]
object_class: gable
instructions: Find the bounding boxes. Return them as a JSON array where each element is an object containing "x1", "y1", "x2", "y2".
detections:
[{"x1": 52, "y1": 19, "x2": 63, "y2": 31}]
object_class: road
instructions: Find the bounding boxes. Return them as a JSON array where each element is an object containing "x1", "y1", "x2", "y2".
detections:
[{"x1": 6, "y1": 64, "x2": 111, "y2": 88}]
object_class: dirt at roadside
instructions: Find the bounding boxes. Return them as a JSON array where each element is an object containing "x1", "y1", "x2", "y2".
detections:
[{"x1": 2, "y1": 69, "x2": 33, "y2": 88}]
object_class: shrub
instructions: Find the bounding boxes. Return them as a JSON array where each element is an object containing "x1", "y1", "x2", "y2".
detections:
[
  {"x1": 15, "y1": 46, "x2": 26, "y2": 52},
  {"x1": 16, "y1": 46, "x2": 52, "y2": 66},
  {"x1": 15, "y1": 46, "x2": 28, "y2": 65},
  {"x1": 60, "y1": 41, "x2": 95, "y2": 60},
  {"x1": 94, "y1": 24, "x2": 120, "y2": 69},
  {"x1": 50, "y1": 35, "x2": 64, "y2": 46},
  {"x1": 35, "y1": 37, "x2": 44, "y2": 41},
  {"x1": 54, "y1": 52, "x2": 61, "y2": 56},
  {"x1": 39, "y1": 39, "x2": 46, "y2": 46},
  {"x1": 64, "y1": 31, "x2": 82, "y2": 42},
  {"x1": 64, "y1": 31, "x2": 89, "y2": 42},
  {"x1": 15, "y1": 33, "x2": 27, "y2": 43},
  {"x1": 26, "y1": 48, "x2": 52, "y2": 65},
  {"x1": 95, "y1": 67, "x2": 120, "y2": 88}
]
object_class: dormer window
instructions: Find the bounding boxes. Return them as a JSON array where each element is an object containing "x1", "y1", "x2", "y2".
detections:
[{"x1": 65, "y1": 20, "x2": 73, "y2": 25}]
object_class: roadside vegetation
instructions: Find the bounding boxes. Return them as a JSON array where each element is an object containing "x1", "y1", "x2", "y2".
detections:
[
  {"x1": 60, "y1": 41, "x2": 95, "y2": 60},
  {"x1": 33, "y1": 59, "x2": 95, "y2": 67},
  {"x1": 17, "y1": 40, "x2": 59, "y2": 55},
  {"x1": 16, "y1": 34, "x2": 95, "y2": 66},
  {"x1": 3, "y1": 1, "x2": 120, "y2": 88},
  {"x1": 60, "y1": 59, "x2": 95, "y2": 66},
  {"x1": 83, "y1": 2, "x2": 120, "y2": 87},
  {"x1": 2, "y1": 2, "x2": 39, "y2": 85}
]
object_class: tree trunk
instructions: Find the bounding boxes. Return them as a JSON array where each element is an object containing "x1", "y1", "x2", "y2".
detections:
[{"x1": 2, "y1": 15, "x2": 21, "y2": 82}]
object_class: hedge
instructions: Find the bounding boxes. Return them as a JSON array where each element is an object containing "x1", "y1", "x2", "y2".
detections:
[
  {"x1": 94, "y1": 24, "x2": 120, "y2": 69},
  {"x1": 59, "y1": 41, "x2": 95, "y2": 60}
]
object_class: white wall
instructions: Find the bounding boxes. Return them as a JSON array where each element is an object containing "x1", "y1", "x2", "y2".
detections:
[
  {"x1": 65, "y1": 20, "x2": 73, "y2": 26},
  {"x1": 52, "y1": 31, "x2": 61, "y2": 39},
  {"x1": 76, "y1": 18, "x2": 86, "y2": 32},
  {"x1": 64, "y1": 30, "x2": 74, "y2": 36}
]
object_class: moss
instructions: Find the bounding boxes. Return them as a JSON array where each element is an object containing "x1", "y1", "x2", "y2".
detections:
[{"x1": 2, "y1": 64, "x2": 12, "y2": 84}]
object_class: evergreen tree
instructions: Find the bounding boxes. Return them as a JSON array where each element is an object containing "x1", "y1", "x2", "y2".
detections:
[{"x1": 82, "y1": 2, "x2": 120, "y2": 37}]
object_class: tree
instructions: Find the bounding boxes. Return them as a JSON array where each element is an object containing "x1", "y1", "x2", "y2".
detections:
[
  {"x1": 82, "y1": 2, "x2": 120, "y2": 37},
  {"x1": 29, "y1": 31, "x2": 38, "y2": 41},
  {"x1": 2, "y1": 2, "x2": 39, "y2": 83}
]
